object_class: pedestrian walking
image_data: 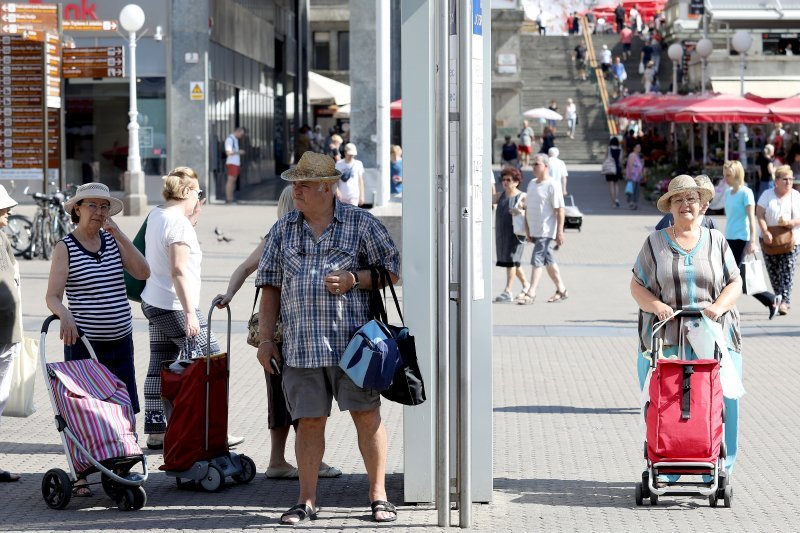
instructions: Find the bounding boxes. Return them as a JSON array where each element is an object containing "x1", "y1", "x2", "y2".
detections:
[
  {"x1": 518, "y1": 120, "x2": 535, "y2": 167},
  {"x1": 139, "y1": 168, "x2": 243, "y2": 450},
  {"x1": 539, "y1": 126, "x2": 555, "y2": 154},
  {"x1": 335, "y1": 143, "x2": 365, "y2": 206},
  {"x1": 610, "y1": 56, "x2": 627, "y2": 98},
  {"x1": 501, "y1": 136, "x2": 519, "y2": 168},
  {"x1": 756, "y1": 165, "x2": 800, "y2": 316},
  {"x1": 600, "y1": 44, "x2": 612, "y2": 78},
  {"x1": 255, "y1": 151, "x2": 401, "y2": 525},
  {"x1": 215, "y1": 185, "x2": 341, "y2": 480},
  {"x1": 614, "y1": 2, "x2": 626, "y2": 33},
  {"x1": 631, "y1": 174, "x2": 743, "y2": 483},
  {"x1": 570, "y1": 12, "x2": 580, "y2": 35},
  {"x1": 722, "y1": 161, "x2": 782, "y2": 318},
  {"x1": 547, "y1": 99, "x2": 559, "y2": 132},
  {"x1": 756, "y1": 144, "x2": 778, "y2": 202},
  {"x1": 326, "y1": 133, "x2": 344, "y2": 162},
  {"x1": 536, "y1": 11, "x2": 546, "y2": 35},
  {"x1": 625, "y1": 142, "x2": 644, "y2": 209},
  {"x1": 640, "y1": 39, "x2": 654, "y2": 73},
  {"x1": 390, "y1": 144, "x2": 403, "y2": 196},
  {"x1": 492, "y1": 167, "x2": 530, "y2": 303},
  {"x1": 642, "y1": 60, "x2": 655, "y2": 93},
  {"x1": 517, "y1": 154, "x2": 568, "y2": 305},
  {"x1": 0, "y1": 185, "x2": 22, "y2": 483},
  {"x1": 548, "y1": 147, "x2": 569, "y2": 196},
  {"x1": 603, "y1": 137, "x2": 623, "y2": 207},
  {"x1": 573, "y1": 41, "x2": 588, "y2": 81},
  {"x1": 651, "y1": 38, "x2": 662, "y2": 73},
  {"x1": 224, "y1": 127, "x2": 246, "y2": 204},
  {"x1": 620, "y1": 25, "x2": 633, "y2": 60},
  {"x1": 565, "y1": 98, "x2": 578, "y2": 139},
  {"x1": 311, "y1": 125, "x2": 326, "y2": 153},
  {"x1": 45, "y1": 183, "x2": 150, "y2": 495},
  {"x1": 629, "y1": 6, "x2": 641, "y2": 34}
]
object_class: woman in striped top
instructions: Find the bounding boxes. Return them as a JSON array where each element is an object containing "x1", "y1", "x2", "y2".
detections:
[{"x1": 46, "y1": 183, "x2": 150, "y2": 416}]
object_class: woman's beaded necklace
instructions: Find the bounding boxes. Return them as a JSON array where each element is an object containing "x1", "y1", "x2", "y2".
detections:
[{"x1": 672, "y1": 225, "x2": 699, "y2": 252}]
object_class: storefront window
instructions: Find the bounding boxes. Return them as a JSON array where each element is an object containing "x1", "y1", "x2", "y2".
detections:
[{"x1": 64, "y1": 77, "x2": 167, "y2": 190}]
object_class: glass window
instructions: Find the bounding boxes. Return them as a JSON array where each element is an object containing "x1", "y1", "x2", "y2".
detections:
[
  {"x1": 313, "y1": 31, "x2": 330, "y2": 70},
  {"x1": 338, "y1": 31, "x2": 349, "y2": 71}
]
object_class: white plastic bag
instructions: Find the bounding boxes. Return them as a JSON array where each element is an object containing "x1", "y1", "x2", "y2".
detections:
[
  {"x1": 509, "y1": 193, "x2": 527, "y2": 236},
  {"x1": 685, "y1": 315, "x2": 745, "y2": 399},
  {"x1": 741, "y1": 253, "x2": 768, "y2": 295},
  {"x1": 2, "y1": 337, "x2": 38, "y2": 418}
]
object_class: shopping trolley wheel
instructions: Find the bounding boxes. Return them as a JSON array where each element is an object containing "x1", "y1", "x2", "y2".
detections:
[
  {"x1": 649, "y1": 492, "x2": 658, "y2": 506},
  {"x1": 709, "y1": 493, "x2": 718, "y2": 507},
  {"x1": 232, "y1": 454, "x2": 257, "y2": 484},
  {"x1": 116, "y1": 488, "x2": 136, "y2": 511},
  {"x1": 200, "y1": 464, "x2": 224, "y2": 492},
  {"x1": 723, "y1": 485, "x2": 733, "y2": 508},
  {"x1": 101, "y1": 473, "x2": 120, "y2": 499},
  {"x1": 42, "y1": 468, "x2": 72, "y2": 510},
  {"x1": 634, "y1": 482, "x2": 644, "y2": 506},
  {"x1": 131, "y1": 487, "x2": 147, "y2": 510}
]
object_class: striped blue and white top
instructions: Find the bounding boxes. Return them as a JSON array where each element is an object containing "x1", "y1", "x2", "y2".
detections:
[{"x1": 64, "y1": 231, "x2": 133, "y2": 341}]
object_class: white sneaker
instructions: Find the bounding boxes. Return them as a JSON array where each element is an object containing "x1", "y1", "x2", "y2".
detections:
[{"x1": 494, "y1": 291, "x2": 513, "y2": 302}]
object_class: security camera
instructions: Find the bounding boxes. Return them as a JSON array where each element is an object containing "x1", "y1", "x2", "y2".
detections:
[{"x1": 154, "y1": 25, "x2": 164, "y2": 41}]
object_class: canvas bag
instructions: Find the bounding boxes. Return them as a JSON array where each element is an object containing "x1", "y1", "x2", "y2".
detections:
[
  {"x1": 740, "y1": 253, "x2": 768, "y2": 295},
  {"x1": 124, "y1": 213, "x2": 149, "y2": 301},
  {"x1": 509, "y1": 193, "x2": 527, "y2": 236},
  {"x1": 2, "y1": 337, "x2": 38, "y2": 417},
  {"x1": 601, "y1": 149, "x2": 616, "y2": 175}
]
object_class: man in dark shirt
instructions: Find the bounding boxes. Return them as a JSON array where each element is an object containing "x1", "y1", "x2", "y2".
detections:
[
  {"x1": 573, "y1": 41, "x2": 587, "y2": 81},
  {"x1": 615, "y1": 3, "x2": 626, "y2": 33}
]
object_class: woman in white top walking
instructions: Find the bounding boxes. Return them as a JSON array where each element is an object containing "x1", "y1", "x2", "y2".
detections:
[
  {"x1": 565, "y1": 98, "x2": 577, "y2": 139},
  {"x1": 335, "y1": 143, "x2": 365, "y2": 206}
]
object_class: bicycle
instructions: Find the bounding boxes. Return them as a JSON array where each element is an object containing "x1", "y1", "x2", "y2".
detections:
[
  {"x1": 24, "y1": 186, "x2": 75, "y2": 260},
  {"x1": 1, "y1": 213, "x2": 32, "y2": 256}
]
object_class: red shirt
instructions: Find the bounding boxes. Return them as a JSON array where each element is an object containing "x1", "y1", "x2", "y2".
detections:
[{"x1": 620, "y1": 28, "x2": 633, "y2": 44}]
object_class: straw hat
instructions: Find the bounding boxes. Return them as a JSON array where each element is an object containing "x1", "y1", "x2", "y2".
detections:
[
  {"x1": 656, "y1": 175, "x2": 713, "y2": 213},
  {"x1": 64, "y1": 183, "x2": 124, "y2": 216},
  {"x1": 280, "y1": 151, "x2": 342, "y2": 182},
  {"x1": 0, "y1": 184, "x2": 17, "y2": 210}
]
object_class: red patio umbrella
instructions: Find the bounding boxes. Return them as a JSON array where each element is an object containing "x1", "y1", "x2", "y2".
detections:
[
  {"x1": 641, "y1": 94, "x2": 694, "y2": 122},
  {"x1": 672, "y1": 94, "x2": 773, "y2": 124},
  {"x1": 390, "y1": 99, "x2": 402, "y2": 120},
  {"x1": 768, "y1": 95, "x2": 800, "y2": 123},
  {"x1": 608, "y1": 93, "x2": 660, "y2": 118}
]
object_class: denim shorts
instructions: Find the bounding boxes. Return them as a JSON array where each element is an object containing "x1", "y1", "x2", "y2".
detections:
[
  {"x1": 531, "y1": 237, "x2": 556, "y2": 267},
  {"x1": 282, "y1": 365, "x2": 381, "y2": 419}
]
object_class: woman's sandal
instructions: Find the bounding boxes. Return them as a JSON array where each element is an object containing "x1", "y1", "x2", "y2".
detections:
[
  {"x1": 0, "y1": 470, "x2": 20, "y2": 482},
  {"x1": 547, "y1": 289, "x2": 569, "y2": 303},
  {"x1": 779, "y1": 303, "x2": 790, "y2": 316},
  {"x1": 516, "y1": 293, "x2": 536, "y2": 305},
  {"x1": 370, "y1": 500, "x2": 398, "y2": 523},
  {"x1": 280, "y1": 503, "x2": 317, "y2": 525},
  {"x1": 73, "y1": 480, "x2": 93, "y2": 497}
]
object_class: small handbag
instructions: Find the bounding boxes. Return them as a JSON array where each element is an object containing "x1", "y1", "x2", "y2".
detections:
[
  {"x1": 2, "y1": 337, "x2": 39, "y2": 418},
  {"x1": 601, "y1": 151, "x2": 616, "y2": 175},
  {"x1": 509, "y1": 194, "x2": 527, "y2": 237},
  {"x1": 246, "y1": 288, "x2": 260, "y2": 348},
  {"x1": 124, "y1": 214, "x2": 148, "y2": 302},
  {"x1": 762, "y1": 225, "x2": 794, "y2": 256}
]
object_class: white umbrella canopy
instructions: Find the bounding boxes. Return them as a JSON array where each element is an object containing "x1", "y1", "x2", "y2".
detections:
[
  {"x1": 308, "y1": 72, "x2": 351, "y2": 106},
  {"x1": 523, "y1": 107, "x2": 563, "y2": 121}
]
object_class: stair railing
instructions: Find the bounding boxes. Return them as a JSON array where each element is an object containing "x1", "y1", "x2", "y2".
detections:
[{"x1": 580, "y1": 15, "x2": 618, "y2": 136}]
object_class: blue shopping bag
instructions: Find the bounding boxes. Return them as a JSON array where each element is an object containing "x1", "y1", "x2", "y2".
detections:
[{"x1": 340, "y1": 319, "x2": 403, "y2": 391}]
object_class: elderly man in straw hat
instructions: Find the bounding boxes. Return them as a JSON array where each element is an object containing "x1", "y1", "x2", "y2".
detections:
[{"x1": 255, "y1": 152, "x2": 401, "y2": 525}]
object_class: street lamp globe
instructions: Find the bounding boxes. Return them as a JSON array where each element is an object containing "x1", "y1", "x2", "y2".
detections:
[
  {"x1": 119, "y1": 4, "x2": 145, "y2": 33},
  {"x1": 732, "y1": 30, "x2": 753, "y2": 54},
  {"x1": 696, "y1": 38, "x2": 713, "y2": 59},
  {"x1": 667, "y1": 43, "x2": 684, "y2": 61}
]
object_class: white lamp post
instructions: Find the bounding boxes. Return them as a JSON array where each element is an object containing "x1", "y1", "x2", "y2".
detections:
[
  {"x1": 667, "y1": 43, "x2": 683, "y2": 162},
  {"x1": 732, "y1": 30, "x2": 753, "y2": 171},
  {"x1": 696, "y1": 38, "x2": 713, "y2": 163},
  {"x1": 120, "y1": 4, "x2": 147, "y2": 215},
  {"x1": 667, "y1": 43, "x2": 684, "y2": 95}
]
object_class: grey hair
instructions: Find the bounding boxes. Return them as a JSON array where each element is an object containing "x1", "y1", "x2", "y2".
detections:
[
  {"x1": 534, "y1": 153, "x2": 550, "y2": 167},
  {"x1": 548, "y1": 147, "x2": 560, "y2": 158},
  {"x1": 276, "y1": 185, "x2": 294, "y2": 217}
]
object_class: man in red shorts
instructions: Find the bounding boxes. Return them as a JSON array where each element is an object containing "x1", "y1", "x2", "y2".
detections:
[{"x1": 224, "y1": 127, "x2": 246, "y2": 203}]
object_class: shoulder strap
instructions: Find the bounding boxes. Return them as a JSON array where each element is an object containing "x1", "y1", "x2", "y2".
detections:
[{"x1": 250, "y1": 287, "x2": 260, "y2": 316}]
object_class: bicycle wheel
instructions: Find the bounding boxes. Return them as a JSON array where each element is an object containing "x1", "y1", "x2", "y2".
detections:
[
  {"x1": 28, "y1": 216, "x2": 42, "y2": 259},
  {"x1": 1, "y1": 214, "x2": 32, "y2": 257},
  {"x1": 41, "y1": 216, "x2": 53, "y2": 260}
]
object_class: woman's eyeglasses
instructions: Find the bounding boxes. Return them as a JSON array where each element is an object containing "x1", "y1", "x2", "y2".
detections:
[
  {"x1": 82, "y1": 202, "x2": 110, "y2": 213},
  {"x1": 671, "y1": 196, "x2": 700, "y2": 206}
]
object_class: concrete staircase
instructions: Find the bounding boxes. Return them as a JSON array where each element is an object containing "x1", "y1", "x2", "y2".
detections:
[{"x1": 519, "y1": 33, "x2": 675, "y2": 163}]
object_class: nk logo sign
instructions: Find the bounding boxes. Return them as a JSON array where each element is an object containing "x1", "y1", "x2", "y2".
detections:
[
  {"x1": 28, "y1": 0, "x2": 98, "y2": 20},
  {"x1": 472, "y1": 0, "x2": 482, "y2": 36}
]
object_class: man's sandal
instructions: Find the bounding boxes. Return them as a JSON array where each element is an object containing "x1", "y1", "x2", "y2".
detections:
[
  {"x1": 370, "y1": 500, "x2": 398, "y2": 523},
  {"x1": 547, "y1": 289, "x2": 569, "y2": 303},
  {"x1": 280, "y1": 503, "x2": 317, "y2": 525}
]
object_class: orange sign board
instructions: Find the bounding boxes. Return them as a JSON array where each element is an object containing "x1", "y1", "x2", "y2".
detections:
[
  {"x1": 0, "y1": 3, "x2": 58, "y2": 42},
  {"x1": 63, "y1": 46, "x2": 124, "y2": 79},
  {"x1": 62, "y1": 20, "x2": 118, "y2": 32}
]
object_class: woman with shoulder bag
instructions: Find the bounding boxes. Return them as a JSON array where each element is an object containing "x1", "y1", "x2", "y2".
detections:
[
  {"x1": 603, "y1": 137, "x2": 623, "y2": 208},
  {"x1": 492, "y1": 167, "x2": 530, "y2": 302},
  {"x1": 756, "y1": 165, "x2": 800, "y2": 315},
  {"x1": 214, "y1": 185, "x2": 341, "y2": 479}
]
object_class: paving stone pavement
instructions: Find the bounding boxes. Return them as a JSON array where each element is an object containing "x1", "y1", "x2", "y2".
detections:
[{"x1": 2, "y1": 167, "x2": 799, "y2": 531}]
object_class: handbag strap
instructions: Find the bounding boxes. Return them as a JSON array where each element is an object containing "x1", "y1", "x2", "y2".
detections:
[
  {"x1": 368, "y1": 266, "x2": 404, "y2": 325},
  {"x1": 250, "y1": 287, "x2": 260, "y2": 315}
]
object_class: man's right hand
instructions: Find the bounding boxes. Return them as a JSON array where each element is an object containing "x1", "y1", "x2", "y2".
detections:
[{"x1": 257, "y1": 341, "x2": 281, "y2": 373}]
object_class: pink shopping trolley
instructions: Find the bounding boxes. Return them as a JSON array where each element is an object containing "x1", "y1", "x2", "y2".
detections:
[{"x1": 39, "y1": 315, "x2": 149, "y2": 511}]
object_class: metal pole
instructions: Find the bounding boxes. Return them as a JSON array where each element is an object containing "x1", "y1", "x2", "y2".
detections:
[
  {"x1": 435, "y1": 0, "x2": 450, "y2": 527},
  {"x1": 457, "y1": 0, "x2": 472, "y2": 527},
  {"x1": 701, "y1": 16, "x2": 708, "y2": 165},
  {"x1": 127, "y1": 31, "x2": 142, "y2": 174},
  {"x1": 738, "y1": 54, "x2": 748, "y2": 171},
  {"x1": 376, "y1": 0, "x2": 390, "y2": 207}
]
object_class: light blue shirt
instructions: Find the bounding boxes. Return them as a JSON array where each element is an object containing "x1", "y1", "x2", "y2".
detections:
[{"x1": 723, "y1": 186, "x2": 754, "y2": 241}]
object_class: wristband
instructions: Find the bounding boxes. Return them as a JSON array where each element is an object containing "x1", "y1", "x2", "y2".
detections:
[
  {"x1": 350, "y1": 270, "x2": 360, "y2": 291},
  {"x1": 259, "y1": 340, "x2": 274, "y2": 346}
]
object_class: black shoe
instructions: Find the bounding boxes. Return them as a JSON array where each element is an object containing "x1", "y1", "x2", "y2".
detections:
[{"x1": 769, "y1": 295, "x2": 782, "y2": 320}]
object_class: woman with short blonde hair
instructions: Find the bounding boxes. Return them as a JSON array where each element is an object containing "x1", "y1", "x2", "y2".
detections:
[
  {"x1": 723, "y1": 160, "x2": 745, "y2": 188},
  {"x1": 161, "y1": 166, "x2": 199, "y2": 201}
]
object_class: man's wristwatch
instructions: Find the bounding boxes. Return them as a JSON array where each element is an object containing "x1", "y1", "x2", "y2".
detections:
[{"x1": 350, "y1": 270, "x2": 360, "y2": 291}]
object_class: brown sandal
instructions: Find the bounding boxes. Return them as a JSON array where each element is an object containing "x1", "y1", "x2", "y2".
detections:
[
  {"x1": 516, "y1": 293, "x2": 536, "y2": 305},
  {"x1": 547, "y1": 289, "x2": 569, "y2": 303}
]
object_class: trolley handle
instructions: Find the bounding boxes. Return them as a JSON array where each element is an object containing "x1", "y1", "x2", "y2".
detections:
[
  {"x1": 206, "y1": 298, "x2": 232, "y2": 359},
  {"x1": 41, "y1": 314, "x2": 86, "y2": 338}
]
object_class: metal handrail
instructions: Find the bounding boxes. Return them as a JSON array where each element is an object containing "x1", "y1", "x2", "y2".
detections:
[{"x1": 580, "y1": 16, "x2": 618, "y2": 136}]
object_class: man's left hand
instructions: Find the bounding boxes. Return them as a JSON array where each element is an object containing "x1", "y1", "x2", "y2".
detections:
[
  {"x1": 556, "y1": 231, "x2": 565, "y2": 247},
  {"x1": 325, "y1": 270, "x2": 355, "y2": 295}
]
